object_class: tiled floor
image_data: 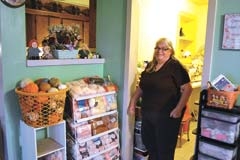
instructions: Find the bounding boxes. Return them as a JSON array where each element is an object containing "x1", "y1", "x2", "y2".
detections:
[{"x1": 174, "y1": 120, "x2": 197, "y2": 160}]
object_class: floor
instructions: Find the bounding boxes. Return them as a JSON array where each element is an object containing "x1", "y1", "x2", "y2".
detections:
[{"x1": 174, "y1": 120, "x2": 197, "y2": 160}]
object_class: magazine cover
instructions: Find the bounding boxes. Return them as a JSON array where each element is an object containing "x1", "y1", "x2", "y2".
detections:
[{"x1": 211, "y1": 74, "x2": 236, "y2": 91}]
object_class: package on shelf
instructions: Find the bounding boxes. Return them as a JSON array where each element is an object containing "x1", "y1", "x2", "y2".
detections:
[
  {"x1": 66, "y1": 92, "x2": 118, "y2": 122},
  {"x1": 67, "y1": 130, "x2": 119, "y2": 160},
  {"x1": 101, "y1": 113, "x2": 118, "y2": 130},
  {"x1": 201, "y1": 109, "x2": 240, "y2": 144},
  {"x1": 65, "y1": 77, "x2": 118, "y2": 99},
  {"x1": 38, "y1": 150, "x2": 64, "y2": 160},
  {"x1": 66, "y1": 118, "x2": 92, "y2": 142},
  {"x1": 92, "y1": 147, "x2": 120, "y2": 160},
  {"x1": 105, "y1": 94, "x2": 118, "y2": 111},
  {"x1": 199, "y1": 140, "x2": 238, "y2": 160},
  {"x1": 89, "y1": 117, "x2": 109, "y2": 136}
]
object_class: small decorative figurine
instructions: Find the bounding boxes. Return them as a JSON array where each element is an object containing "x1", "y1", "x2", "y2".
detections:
[
  {"x1": 41, "y1": 45, "x2": 54, "y2": 59},
  {"x1": 27, "y1": 39, "x2": 41, "y2": 60},
  {"x1": 78, "y1": 43, "x2": 91, "y2": 59}
]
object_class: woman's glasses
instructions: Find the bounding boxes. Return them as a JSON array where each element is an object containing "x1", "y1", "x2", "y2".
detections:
[{"x1": 154, "y1": 47, "x2": 169, "y2": 52}]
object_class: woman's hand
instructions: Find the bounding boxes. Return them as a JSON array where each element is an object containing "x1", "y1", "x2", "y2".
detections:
[
  {"x1": 170, "y1": 107, "x2": 182, "y2": 118},
  {"x1": 127, "y1": 87, "x2": 143, "y2": 116},
  {"x1": 127, "y1": 104, "x2": 135, "y2": 115}
]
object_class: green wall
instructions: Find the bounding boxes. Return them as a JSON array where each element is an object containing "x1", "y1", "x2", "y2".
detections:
[
  {"x1": 96, "y1": 0, "x2": 127, "y2": 129},
  {"x1": 210, "y1": 0, "x2": 240, "y2": 84},
  {"x1": 0, "y1": 0, "x2": 127, "y2": 159},
  {"x1": 0, "y1": 3, "x2": 103, "y2": 160}
]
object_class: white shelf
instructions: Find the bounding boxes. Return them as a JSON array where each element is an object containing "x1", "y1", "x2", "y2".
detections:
[
  {"x1": 85, "y1": 144, "x2": 119, "y2": 160},
  {"x1": 178, "y1": 36, "x2": 193, "y2": 42},
  {"x1": 74, "y1": 110, "x2": 118, "y2": 123},
  {"x1": 27, "y1": 58, "x2": 105, "y2": 67},
  {"x1": 37, "y1": 138, "x2": 64, "y2": 158},
  {"x1": 76, "y1": 128, "x2": 119, "y2": 144},
  {"x1": 74, "y1": 91, "x2": 116, "y2": 101}
]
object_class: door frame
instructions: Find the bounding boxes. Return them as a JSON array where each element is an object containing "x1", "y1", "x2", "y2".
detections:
[{"x1": 121, "y1": 0, "x2": 216, "y2": 159}]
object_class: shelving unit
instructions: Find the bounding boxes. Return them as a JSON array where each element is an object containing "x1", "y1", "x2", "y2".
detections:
[
  {"x1": 194, "y1": 90, "x2": 240, "y2": 160},
  {"x1": 19, "y1": 120, "x2": 66, "y2": 160},
  {"x1": 66, "y1": 91, "x2": 120, "y2": 159},
  {"x1": 176, "y1": 11, "x2": 196, "y2": 62}
]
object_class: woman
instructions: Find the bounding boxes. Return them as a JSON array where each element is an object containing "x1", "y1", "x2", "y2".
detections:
[{"x1": 128, "y1": 37, "x2": 192, "y2": 160}]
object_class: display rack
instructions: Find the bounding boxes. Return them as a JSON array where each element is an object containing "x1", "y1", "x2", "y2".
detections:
[
  {"x1": 194, "y1": 90, "x2": 240, "y2": 160},
  {"x1": 66, "y1": 91, "x2": 120, "y2": 159}
]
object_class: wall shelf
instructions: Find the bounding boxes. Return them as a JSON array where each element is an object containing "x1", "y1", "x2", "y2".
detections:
[
  {"x1": 178, "y1": 36, "x2": 193, "y2": 42},
  {"x1": 27, "y1": 58, "x2": 105, "y2": 67}
]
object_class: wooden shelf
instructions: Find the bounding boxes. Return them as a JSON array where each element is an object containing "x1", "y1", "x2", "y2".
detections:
[
  {"x1": 37, "y1": 138, "x2": 64, "y2": 158},
  {"x1": 27, "y1": 58, "x2": 105, "y2": 67},
  {"x1": 26, "y1": 8, "x2": 89, "y2": 21}
]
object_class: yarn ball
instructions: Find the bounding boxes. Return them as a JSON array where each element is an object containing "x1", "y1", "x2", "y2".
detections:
[
  {"x1": 20, "y1": 78, "x2": 33, "y2": 88},
  {"x1": 35, "y1": 78, "x2": 49, "y2": 86},
  {"x1": 39, "y1": 82, "x2": 51, "y2": 92},
  {"x1": 49, "y1": 77, "x2": 61, "y2": 88},
  {"x1": 22, "y1": 83, "x2": 39, "y2": 93},
  {"x1": 48, "y1": 87, "x2": 59, "y2": 93},
  {"x1": 58, "y1": 84, "x2": 67, "y2": 90}
]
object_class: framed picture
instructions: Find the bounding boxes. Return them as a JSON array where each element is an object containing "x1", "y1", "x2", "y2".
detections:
[
  {"x1": 1, "y1": 0, "x2": 25, "y2": 8},
  {"x1": 222, "y1": 13, "x2": 240, "y2": 50}
]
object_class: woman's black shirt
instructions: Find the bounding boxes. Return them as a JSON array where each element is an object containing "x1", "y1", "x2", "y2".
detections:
[{"x1": 139, "y1": 58, "x2": 190, "y2": 113}]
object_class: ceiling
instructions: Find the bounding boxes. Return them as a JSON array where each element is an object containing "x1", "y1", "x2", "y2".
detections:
[{"x1": 54, "y1": 0, "x2": 89, "y2": 7}]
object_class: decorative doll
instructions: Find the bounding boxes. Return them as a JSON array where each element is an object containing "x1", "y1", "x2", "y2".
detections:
[
  {"x1": 41, "y1": 45, "x2": 54, "y2": 59},
  {"x1": 27, "y1": 39, "x2": 41, "y2": 60}
]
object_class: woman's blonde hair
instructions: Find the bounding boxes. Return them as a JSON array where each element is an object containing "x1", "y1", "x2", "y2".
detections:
[{"x1": 146, "y1": 37, "x2": 175, "y2": 73}]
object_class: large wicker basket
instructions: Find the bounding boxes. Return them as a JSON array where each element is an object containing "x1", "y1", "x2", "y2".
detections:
[
  {"x1": 207, "y1": 89, "x2": 240, "y2": 109},
  {"x1": 15, "y1": 87, "x2": 68, "y2": 128}
]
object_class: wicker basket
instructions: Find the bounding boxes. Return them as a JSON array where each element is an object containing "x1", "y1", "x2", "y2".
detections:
[
  {"x1": 15, "y1": 88, "x2": 68, "y2": 128},
  {"x1": 207, "y1": 89, "x2": 240, "y2": 109}
]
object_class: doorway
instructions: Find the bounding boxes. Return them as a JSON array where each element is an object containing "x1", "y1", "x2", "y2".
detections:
[{"x1": 122, "y1": 0, "x2": 216, "y2": 159}]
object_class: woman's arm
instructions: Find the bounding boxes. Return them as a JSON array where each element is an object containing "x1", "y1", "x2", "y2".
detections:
[
  {"x1": 127, "y1": 87, "x2": 143, "y2": 115},
  {"x1": 170, "y1": 82, "x2": 192, "y2": 118}
]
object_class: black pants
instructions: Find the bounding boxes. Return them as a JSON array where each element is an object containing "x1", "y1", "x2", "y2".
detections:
[{"x1": 141, "y1": 110, "x2": 183, "y2": 160}]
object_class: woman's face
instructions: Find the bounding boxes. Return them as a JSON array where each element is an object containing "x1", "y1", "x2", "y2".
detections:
[{"x1": 154, "y1": 42, "x2": 172, "y2": 62}]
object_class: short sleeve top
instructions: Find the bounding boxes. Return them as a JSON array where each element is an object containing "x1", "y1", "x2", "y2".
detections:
[{"x1": 139, "y1": 58, "x2": 190, "y2": 113}]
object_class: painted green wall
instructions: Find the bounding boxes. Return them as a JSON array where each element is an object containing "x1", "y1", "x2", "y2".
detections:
[
  {"x1": 210, "y1": 0, "x2": 240, "y2": 84},
  {"x1": 0, "y1": 0, "x2": 127, "y2": 159},
  {"x1": 96, "y1": 0, "x2": 127, "y2": 128},
  {"x1": 0, "y1": 3, "x2": 104, "y2": 160}
]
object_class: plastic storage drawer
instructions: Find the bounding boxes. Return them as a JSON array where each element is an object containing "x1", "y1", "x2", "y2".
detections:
[
  {"x1": 198, "y1": 153, "x2": 218, "y2": 160},
  {"x1": 201, "y1": 110, "x2": 240, "y2": 144},
  {"x1": 199, "y1": 140, "x2": 237, "y2": 160}
]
